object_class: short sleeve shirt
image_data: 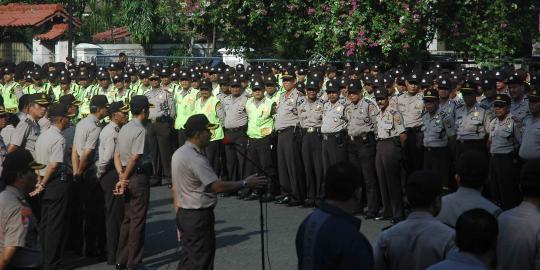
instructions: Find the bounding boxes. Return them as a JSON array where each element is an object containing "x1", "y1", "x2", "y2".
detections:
[
  {"x1": 9, "y1": 115, "x2": 40, "y2": 157},
  {"x1": 35, "y1": 126, "x2": 66, "y2": 176},
  {"x1": 73, "y1": 114, "x2": 102, "y2": 157},
  {"x1": 376, "y1": 108, "x2": 406, "y2": 139},
  {"x1": 172, "y1": 141, "x2": 218, "y2": 209},
  {"x1": 117, "y1": 119, "x2": 149, "y2": 166},
  {"x1": 97, "y1": 122, "x2": 120, "y2": 177}
]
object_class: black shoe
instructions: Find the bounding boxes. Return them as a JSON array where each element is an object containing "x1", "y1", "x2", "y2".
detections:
[
  {"x1": 243, "y1": 193, "x2": 259, "y2": 201},
  {"x1": 275, "y1": 196, "x2": 290, "y2": 204},
  {"x1": 260, "y1": 194, "x2": 275, "y2": 202},
  {"x1": 364, "y1": 212, "x2": 378, "y2": 220},
  {"x1": 287, "y1": 200, "x2": 303, "y2": 207},
  {"x1": 274, "y1": 194, "x2": 286, "y2": 201},
  {"x1": 116, "y1": 264, "x2": 126, "y2": 270},
  {"x1": 302, "y1": 199, "x2": 315, "y2": 208},
  {"x1": 374, "y1": 216, "x2": 391, "y2": 221}
]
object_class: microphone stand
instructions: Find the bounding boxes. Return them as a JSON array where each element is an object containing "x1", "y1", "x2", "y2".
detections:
[{"x1": 228, "y1": 143, "x2": 274, "y2": 270}]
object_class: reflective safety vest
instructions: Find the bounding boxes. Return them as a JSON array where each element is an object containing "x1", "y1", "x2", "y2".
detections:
[
  {"x1": 195, "y1": 96, "x2": 224, "y2": 141},
  {"x1": 1, "y1": 81, "x2": 21, "y2": 113},
  {"x1": 174, "y1": 88, "x2": 199, "y2": 130},
  {"x1": 246, "y1": 97, "x2": 275, "y2": 139},
  {"x1": 77, "y1": 84, "x2": 99, "y2": 118}
]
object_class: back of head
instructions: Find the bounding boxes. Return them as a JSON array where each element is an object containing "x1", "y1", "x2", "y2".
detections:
[
  {"x1": 521, "y1": 159, "x2": 540, "y2": 198},
  {"x1": 456, "y1": 209, "x2": 498, "y2": 255},
  {"x1": 406, "y1": 170, "x2": 442, "y2": 208},
  {"x1": 324, "y1": 162, "x2": 359, "y2": 202},
  {"x1": 456, "y1": 150, "x2": 488, "y2": 189}
]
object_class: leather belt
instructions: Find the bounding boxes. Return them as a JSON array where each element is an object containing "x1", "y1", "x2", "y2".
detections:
[
  {"x1": 225, "y1": 126, "x2": 247, "y2": 132},
  {"x1": 457, "y1": 139, "x2": 484, "y2": 144},
  {"x1": 348, "y1": 132, "x2": 374, "y2": 142},
  {"x1": 303, "y1": 127, "x2": 320, "y2": 133}
]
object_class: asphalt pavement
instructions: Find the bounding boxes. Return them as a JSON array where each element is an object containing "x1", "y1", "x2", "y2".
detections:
[{"x1": 75, "y1": 186, "x2": 390, "y2": 270}]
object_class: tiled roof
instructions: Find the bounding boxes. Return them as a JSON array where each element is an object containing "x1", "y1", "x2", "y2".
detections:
[
  {"x1": 92, "y1": 27, "x2": 131, "y2": 42},
  {"x1": 0, "y1": 3, "x2": 80, "y2": 27},
  {"x1": 34, "y1": 23, "x2": 69, "y2": 40}
]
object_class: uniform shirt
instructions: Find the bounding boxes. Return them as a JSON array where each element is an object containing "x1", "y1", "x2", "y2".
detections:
[
  {"x1": 35, "y1": 125, "x2": 66, "y2": 176},
  {"x1": 345, "y1": 99, "x2": 378, "y2": 136},
  {"x1": 497, "y1": 201, "x2": 540, "y2": 270},
  {"x1": 1, "y1": 81, "x2": 23, "y2": 112},
  {"x1": 298, "y1": 97, "x2": 323, "y2": 128},
  {"x1": 396, "y1": 92, "x2": 424, "y2": 128},
  {"x1": 275, "y1": 89, "x2": 303, "y2": 130},
  {"x1": 0, "y1": 124, "x2": 16, "y2": 146},
  {"x1": 222, "y1": 94, "x2": 248, "y2": 129},
  {"x1": 321, "y1": 99, "x2": 348, "y2": 133},
  {"x1": 374, "y1": 211, "x2": 456, "y2": 270},
  {"x1": 117, "y1": 118, "x2": 150, "y2": 167},
  {"x1": 422, "y1": 108, "x2": 456, "y2": 147},
  {"x1": 0, "y1": 186, "x2": 42, "y2": 268},
  {"x1": 73, "y1": 114, "x2": 102, "y2": 160},
  {"x1": 296, "y1": 202, "x2": 374, "y2": 270},
  {"x1": 216, "y1": 92, "x2": 229, "y2": 104},
  {"x1": 145, "y1": 87, "x2": 176, "y2": 120},
  {"x1": 10, "y1": 115, "x2": 41, "y2": 157},
  {"x1": 440, "y1": 99, "x2": 457, "y2": 121},
  {"x1": 171, "y1": 141, "x2": 218, "y2": 209},
  {"x1": 511, "y1": 97, "x2": 530, "y2": 127},
  {"x1": 38, "y1": 117, "x2": 51, "y2": 133},
  {"x1": 61, "y1": 122, "x2": 76, "y2": 173},
  {"x1": 489, "y1": 114, "x2": 521, "y2": 154},
  {"x1": 426, "y1": 251, "x2": 488, "y2": 270},
  {"x1": 479, "y1": 97, "x2": 495, "y2": 120},
  {"x1": 437, "y1": 187, "x2": 502, "y2": 227},
  {"x1": 519, "y1": 116, "x2": 540, "y2": 160},
  {"x1": 454, "y1": 103, "x2": 491, "y2": 140},
  {"x1": 97, "y1": 122, "x2": 120, "y2": 178},
  {"x1": 376, "y1": 107, "x2": 406, "y2": 139}
]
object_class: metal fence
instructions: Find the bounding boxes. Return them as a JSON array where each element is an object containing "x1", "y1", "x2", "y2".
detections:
[{"x1": 0, "y1": 42, "x2": 33, "y2": 63}]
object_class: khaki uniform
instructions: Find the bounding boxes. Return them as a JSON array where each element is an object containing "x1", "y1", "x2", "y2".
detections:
[{"x1": 10, "y1": 115, "x2": 41, "y2": 157}]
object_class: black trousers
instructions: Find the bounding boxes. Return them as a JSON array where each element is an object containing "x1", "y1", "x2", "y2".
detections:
[
  {"x1": 177, "y1": 129, "x2": 186, "y2": 148},
  {"x1": 147, "y1": 122, "x2": 173, "y2": 184},
  {"x1": 348, "y1": 135, "x2": 380, "y2": 215},
  {"x1": 404, "y1": 128, "x2": 424, "y2": 176},
  {"x1": 301, "y1": 131, "x2": 324, "y2": 201},
  {"x1": 490, "y1": 153, "x2": 521, "y2": 210},
  {"x1": 100, "y1": 169, "x2": 125, "y2": 265},
  {"x1": 424, "y1": 147, "x2": 452, "y2": 190},
  {"x1": 116, "y1": 173, "x2": 150, "y2": 268},
  {"x1": 40, "y1": 176, "x2": 71, "y2": 270},
  {"x1": 82, "y1": 166, "x2": 106, "y2": 255},
  {"x1": 277, "y1": 127, "x2": 305, "y2": 202},
  {"x1": 205, "y1": 140, "x2": 226, "y2": 180},
  {"x1": 375, "y1": 140, "x2": 404, "y2": 219},
  {"x1": 321, "y1": 133, "x2": 348, "y2": 176},
  {"x1": 247, "y1": 135, "x2": 277, "y2": 194},
  {"x1": 224, "y1": 128, "x2": 248, "y2": 181},
  {"x1": 455, "y1": 139, "x2": 487, "y2": 160},
  {"x1": 176, "y1": 208, "x2": 215, "y2": 270}
]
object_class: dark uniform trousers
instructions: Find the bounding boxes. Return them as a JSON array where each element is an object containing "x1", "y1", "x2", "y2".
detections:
[
  {"x1": 82, "y1": 165, "x2": 106, "y2": 255},
  {"x1": 321, "y1": 132, "x2": 348, "y2": 175},
  {"x1": 224, "y1": 127, "x2": 248, "y2": 182},
  {"x1": 375, "y1": 139, "x2": 404, "y2": 219},
  {"x1": 205, "y1": 140, "x2": 226, "y2": 180},
  {"x1": 301, "y1": 129, "x2": 324, "y2": 201},
  {"x1": 455, "y1": 139, "x2": 487, "y2": 160},
  {"x1": 147, "y1": 122, "x2": 173, "y2": 185},
  {"x1": 404, "y1": 127, "x2": 424, "y2": 176},
  {"x1": 490, "y1": 153, "x2": 521, "y2": 210},
  {"x1": 116, "y1": 172, "x2": 150, "y2": 268},
  {"x1": 40, "y1": 175, "x2": 71, "y2": 270},
  {"x1": 100, "y1": 169, "x2": 125, "y2": 265},
  {"x1": 247, "y1": 135, "x2": 278, "y2": 195},
  {"x1": 176, "y1": 208, "x2": 216, "y2": 270},
  {"x1": 277, "y1": 127, "x2": 305, "y2": 202},
  {"x1": 348, "y1": 133, "x2": 380, "y2": 215},
  {"x1": 424, "y1": 147, "x2": 452, "y2": 190}
]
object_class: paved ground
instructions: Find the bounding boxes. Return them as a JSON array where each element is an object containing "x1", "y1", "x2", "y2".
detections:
[{"x1": 75, "y1": 186, "x2": 390, "y2": 270}]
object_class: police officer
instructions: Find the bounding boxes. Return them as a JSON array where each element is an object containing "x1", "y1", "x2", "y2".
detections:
[
  {"x1": 31, "y1": 103, "x2": 72, "y2": 270},
  {"x1": 421, "y1": 89, "x2": 456, "y2": 191},
  {"x1": 8, "y1": 93, "x2": 50, "y2": 156},
  {"x1": 437, "y1": 77, "x2": 457, "y2": 121},
  {"x1": 321, "y1": 80, "x2": 348, "y2": 174},
  {"x1": 454, "y1": 80, "x2": 491, "y2": 159},
  {"x1": 488, "y1": 94, "x2": 521, "y2": 210},
  {"x1": 114, "y1": 95, "x2": 153, "y2": 270},
  {"x1": 112, "y1": 74, "x2": 132, "y2": 102},
  {"x1": 519, "y1": 87, "x2": 540, "y2": 161},
  {"x1": 77, "y1": 71, "x2": 98, "y2": 118},
  {"x1": 264, "y1": 75, "x2": 284, "y2": 105},
  {"x1": 137, "y1": 69, "x2": 152, "y2": 95},
  {"x1": 145, "y1": 72, "x2": 175, "y2": 187},
  {"x1": 298, "y1": 80, "x2": 324, "y2": 207},
  {"x1": 72, "y1": 95, "x2": 109, "y2": 257},
  {"x1": 396, "y1": 71, "x2": 425, "y2": 175},
  {"x1": 243, "y1": 80, "x2": 277, "y2": 201},
  {"x1": 96, "y1": 72, "x2": 116, "y2": 103},
  {"x1": 346, "y1": 80, "x2": 380, "y2": 217},
  {"x1": 0, "y1": 149, "x2": 44, "y2": 270},
  {"x1": 96, "y1": 101, "x2": 130, "y2": 265},
  {"x1": 174, "y1": 71, "x2": 199, "y2": 147},
  {"x1": 216, "y1": 74, "x2": 230, "y2": 103},
  {"x1": 274, "y1": 68, "x2": 305, "y2": 206},
  {"x1": 222, "y1": 77, "x2": 249, "y2": 186},
  {"x1": 1, "y1": 65, "x2": 23, "y2": 113},
  {"x1": 507, "y1": 74, "x2": 530, "y2": 129},
  {"x1": 195, "y1": 79, "x2": 226, "y2": 179},
  {"x1": 374, "y1": 87, "x2": 407, "y2": 223}
]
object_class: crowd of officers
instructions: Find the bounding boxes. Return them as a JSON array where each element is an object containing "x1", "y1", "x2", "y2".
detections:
[{"x1": 0, "y1": 57, "x2": 540, "y2": 269}]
